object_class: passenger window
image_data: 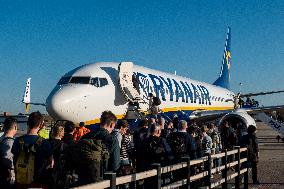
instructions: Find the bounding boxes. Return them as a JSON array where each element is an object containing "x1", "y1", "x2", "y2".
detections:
[
  {"x1": 99, "y1": 78, "x2": 108, "y2": 87},
  {"x1": 57, "y1": 76, "x2": 71, "y2": 85},
  {"x1": 70, "y1": 77, "x2": 90, "y2": 84}
]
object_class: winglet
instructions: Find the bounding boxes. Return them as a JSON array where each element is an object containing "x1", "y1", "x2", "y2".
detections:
[
  {"x1": 22, "y1": 78, "x2": 31, "y2": 113},
  {"x1": 213, "y1": 27, "x2": 232, "y2": 89}
]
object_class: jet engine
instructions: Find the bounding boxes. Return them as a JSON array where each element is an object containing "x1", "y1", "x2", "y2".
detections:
[{"x1": 218, "y1": 109, "x2": 256, "y2": 129}]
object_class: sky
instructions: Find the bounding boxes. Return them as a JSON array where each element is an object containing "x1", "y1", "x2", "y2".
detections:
[{"x1": 0, "y1": 0, "x2": 283, "y2": 114}]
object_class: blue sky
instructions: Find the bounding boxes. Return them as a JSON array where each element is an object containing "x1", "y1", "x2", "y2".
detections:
[{"x1": 0, "y1": 0, "x2": 283, "y2": 114}]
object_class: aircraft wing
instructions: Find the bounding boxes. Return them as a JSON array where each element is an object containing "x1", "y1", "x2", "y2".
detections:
[
  {"x1": 186, "y1": 105, "x2": 284, "y2": 123},
  {"x1": 244, "y1": 105, "x2": 284, "y2": 114},
  {"x1": 29, "y1": 103, "x2": 46, "y2": 106},
  {"x1": 240, "y1": 90, "x2": 284, "y2": 98},
  {"x1": 188, "y1": 109, "x2": 233, "y2": 122}
]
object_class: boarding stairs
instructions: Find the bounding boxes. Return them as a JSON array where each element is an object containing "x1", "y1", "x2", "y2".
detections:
[{"x1": 118, "y1": 62, "x2": 149, "y2": 119}]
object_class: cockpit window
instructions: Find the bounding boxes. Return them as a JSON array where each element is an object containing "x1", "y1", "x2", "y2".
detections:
[
  {"x1": 99, "y1": 78, "x2": 108, "y2": 87},
  {"x1": 69, "y1": 77, "x2": 90, "y2": 84},
  {"x1": 57, "y1": 76, "x2": 71, "y2": 85},
  {"x1": 57, "y1": 76, "x2": 108, "y2": 86},
  {"x1": 90, "y1": 77, "x2": 99, "y2": 87},
  {"x1": 90, "y1": 77, "x2": 108, "y2": 87}
]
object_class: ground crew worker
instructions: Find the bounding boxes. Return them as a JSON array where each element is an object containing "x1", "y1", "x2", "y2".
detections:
[
  {"x1": 38, "y1": 121, "x2": 50, "y2": 139},
  {"x1": 73, "y1": 122, "x2": 90, "y2": 141}
]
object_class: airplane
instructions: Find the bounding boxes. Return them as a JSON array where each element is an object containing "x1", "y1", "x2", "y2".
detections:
[{"x1": 22, "y1": 27, "x2": 284, "y2": 132}]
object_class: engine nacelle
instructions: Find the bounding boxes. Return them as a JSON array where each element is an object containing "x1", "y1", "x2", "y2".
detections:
[{"x1": 218, "y1": 109, "x2": 256, "y2": 129}]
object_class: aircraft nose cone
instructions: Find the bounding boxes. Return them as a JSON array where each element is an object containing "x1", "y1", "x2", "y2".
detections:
[
  {"x1": 46, "y1": 87, "x2": 71, "y2": 120},
  {"x1": 46, "y1": 85, "x2": 90, "y2": 123}
]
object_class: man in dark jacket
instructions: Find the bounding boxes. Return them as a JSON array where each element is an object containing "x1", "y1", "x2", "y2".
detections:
[
  {"x1": 188, "y1": 126, "x2": 198, "y2": 160},
  {"x1": 140, "y1": 124, "x2": 174, "y2": 188},
  {"x1": 133, "y1": 119, "x2": 149, "y2": 170},
  {"x1": 220, "y1": 121, "x2": 237, "y2": 150},
  {"x1": 168, "y1": 120, "x2": 192, "y2": 161},
  {"x1": 141, "y1": 124, "x2": 173, "y2": 168},
  {"x1": 240, "y1": 125, "x2": 259, "y2": 184}
]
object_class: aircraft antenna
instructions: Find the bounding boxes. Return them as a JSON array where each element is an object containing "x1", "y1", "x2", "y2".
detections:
[{"x1": 239, "y1": 82, "x2": 243, "y2": 94}]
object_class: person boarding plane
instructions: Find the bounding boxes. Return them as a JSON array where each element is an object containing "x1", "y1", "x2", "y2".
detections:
[{"x1": 22, "y1": 27, "x2": 284, "y2": 132}]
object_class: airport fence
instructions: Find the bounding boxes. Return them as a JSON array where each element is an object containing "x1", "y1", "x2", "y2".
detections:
[{"x1": 73, "y1": 146, "x2": 249, "y2": 189}]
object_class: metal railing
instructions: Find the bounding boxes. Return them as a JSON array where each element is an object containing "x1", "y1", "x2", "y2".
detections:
[{"x1": 73, "y1": 146, "x2": 249, "y2": 189}]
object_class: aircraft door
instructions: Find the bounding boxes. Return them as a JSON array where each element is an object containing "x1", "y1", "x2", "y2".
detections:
[{"x1": 118, "y1": 62, "x2": 141, "y2": 102}]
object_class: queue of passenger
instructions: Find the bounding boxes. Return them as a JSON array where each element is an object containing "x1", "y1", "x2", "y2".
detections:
[{"x1": 0, "y1": 111, "x2": 259, "y2": 188}]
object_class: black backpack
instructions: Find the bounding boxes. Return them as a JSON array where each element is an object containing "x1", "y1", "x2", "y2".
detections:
[
  {"x1": 229, "y1": 128, "x2": 238, "y2": 146},
  {"x1": 38, "y1": 139, "x2": 66, "y2": 188},
  {"x1": 51, "y1": 141, "x2": 66, "y2": 188},
  {"x1": 168, "y1": 133, "x2": 187, "y2": 159},
  {"x1": 145, "y1": 137, "x2": 166, "y2": 164}
]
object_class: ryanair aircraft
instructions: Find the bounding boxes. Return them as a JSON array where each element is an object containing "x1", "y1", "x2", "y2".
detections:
[{"x1": 22, "y1": 27, "x2": 284, "y2": 131}]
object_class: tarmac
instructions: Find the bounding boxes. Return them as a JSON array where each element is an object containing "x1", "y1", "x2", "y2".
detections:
[{"x1": 248, "y1": 121, "x2": 284, "y2": 189}]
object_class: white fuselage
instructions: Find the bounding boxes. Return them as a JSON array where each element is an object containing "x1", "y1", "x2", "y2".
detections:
[{"x1": 46, "y1": 62, "x2": 235, "y2": 124}]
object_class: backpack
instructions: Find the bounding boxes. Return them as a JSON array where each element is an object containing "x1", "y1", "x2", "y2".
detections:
[
  {"x1": 208, "y1": 130, "x2": 220, "y2": 149},
  {"x1": 134, "y1": 128, "x2": 148, "y2": 149},
  {"x1": 221, "y1": 127, "x2": 237, "y2": 149},
  {"x1": 37, "y1": 139, "x2": 66, "y2": 188},
  {"x1": 168, "y1": 133, "x2": 187, "y2": 159},
  {"x1": 229, "y1": 129, "x2": 238, "y2": 146},
  {"x1": 201, "y1": 135, "x2": 211, "y2": 155},
  {"x1": 50, "y1": 140, "x2": 67, "y2": 187},
  {"x1": 148, "y1": 138, "x2": 166, "y2": 162},
  {"x1": 70, "y1": 138, "x2": 110, "y2": 181},
  {"x1": 15, "y1": 136, "x2": 43, "y2": 185}
]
